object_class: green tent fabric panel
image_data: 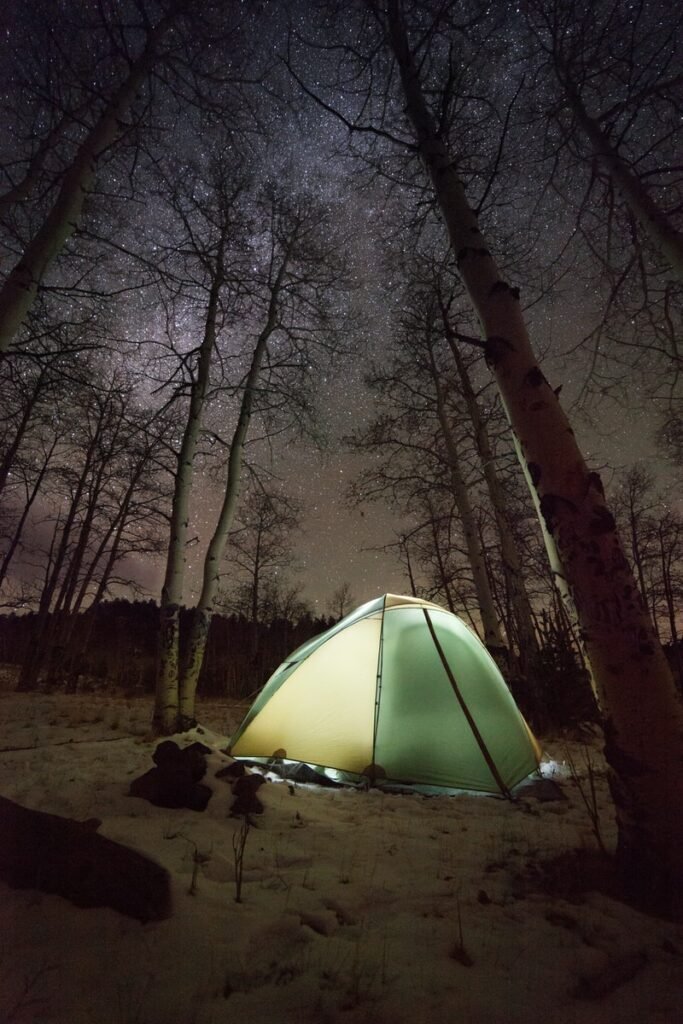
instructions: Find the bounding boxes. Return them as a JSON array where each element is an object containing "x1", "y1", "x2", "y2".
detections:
[
  {"x1": 374, "y1": 606, "x2": 493, "y2": 791},
  {"x1": 425, "y1": 609, "x2": 539, "y2": 787},
  {"x1": 374, "y1": 607, "x2": 537, "y2": 791},
  {"x1": 230, "y1": 616, "x2": 381, "y2": 773}
]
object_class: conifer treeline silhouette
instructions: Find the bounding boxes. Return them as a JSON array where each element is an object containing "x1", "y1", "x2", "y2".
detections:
[{"x1": 0, "y1": 600, "x2": 329, "y2": 698}]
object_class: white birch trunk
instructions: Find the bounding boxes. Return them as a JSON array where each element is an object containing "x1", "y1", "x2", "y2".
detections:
[
  {"x1": 427, "y1": 345, "x2": 508, "y2": 663},
  {"x1": 387, "y1": 0, "x2": 683, "y2": 916},
  {"x1": 0, "y1": 11, "x2": 178, "y2": 356},
  {"x1": 177, "y1": 265, "x2": 287, "y2": 727},
  {"x1": 428, "y1": 509, "x2": 458, "y2": 614},
  {"x1": 445, "y1": 328, "x2": 541, "y2": 675},
  {"x1": 154, "y1": 270, "x2": 221, "y2": 734}
]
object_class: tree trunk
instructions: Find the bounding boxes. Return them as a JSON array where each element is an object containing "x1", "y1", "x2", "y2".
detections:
[
  {"x1": 403, "y1": 536, "x2": 418, "y2": 596},
  {"x1": 17, "y1": 423, "x2": 100, "y2": 690},
  {"x1": 0, "y1": 367, "x2": 48, "y2": 496},
  {"x1": 428, "y1": 344, "x2": 508, "y2": 664},
  {"x1": 45, "y1": 397, "x2": 123, "y2": 686},
  {"x1": 626, "y1": 499, "x2": 650, "y2": 608},
  {"x1": 0, "y1": 438, "x2": 56, "y2": 587},
  {"x1": 178, "y1": 283, "x2": 284, "y2": 726},
  {"x1": 658, "y1": 519, "x2": 679, "y2": 646},
  {"x1": 75, "y1": 455, "x2": 147, "y2": 612},
  {"x1": 53, "y1": 425, "x2": 118, "y2": 616},
  {"x1": 16, "y1": 517, "x2": 61, "y2": 691},
  {"x1": 0, "y1": 112, "x2": 78, "y2": 212},
  {"x1": 444, "y1": 324, "x2": 541, "y2": 679},
  {"x1": 427, "y1": 505, "x2": 457, "y2": 614},
  {"x1": 0, "y1": 10, "x2": 180, "y2": 356},
  {"x1": 387, "y1": 0, "x2": 683, "y2": 917},
  {"x1": 154, "y1": 267, "x2": 222, "y2": 734},
  {"x1": 561, "y1": 73, "x2": 683, "y2": 282}
]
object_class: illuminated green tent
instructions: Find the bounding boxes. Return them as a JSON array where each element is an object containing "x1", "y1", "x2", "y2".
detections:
[{"x1": 229, "y1": 594, "x2": 541, "y2": 795}]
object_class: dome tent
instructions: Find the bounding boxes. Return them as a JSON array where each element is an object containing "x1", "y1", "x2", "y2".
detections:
[{"x1": 229, "y1": 594, "x2": 541, "y2": 795}]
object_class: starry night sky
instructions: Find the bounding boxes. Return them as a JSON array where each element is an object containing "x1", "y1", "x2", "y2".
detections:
[{"x1": 1, "y1": 0, "x2": 680, "y2": 615}]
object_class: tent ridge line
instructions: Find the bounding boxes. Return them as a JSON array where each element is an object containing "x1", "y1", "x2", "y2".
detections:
[{"x1": 421, "y1": 608, "x2": 512, "y2": 800}]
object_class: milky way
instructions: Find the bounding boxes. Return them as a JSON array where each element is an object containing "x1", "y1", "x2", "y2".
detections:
[{"x1": 1, "y1": 0, "x2": 680, "y2": 616}]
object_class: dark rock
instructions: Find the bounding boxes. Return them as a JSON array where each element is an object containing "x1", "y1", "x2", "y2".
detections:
[
  {"x1": 129, "y1": 741, "x2": 212, "y2": 810},
  {"x1": 186, "y1": 741, "x2": 212, "y2": 756},
  {"x1": 152, "y1": 740, "x2": 182, "y2": 767},
  {"x1": 129, "y1": 767, "x2": 212, "y2": 811},
  {"x1": 183, "y1": 782, "x2": 213, "y2": 812},
  {"x1": 229, "y1": 773, "x2": 266, "y2": 817},
  {"x1": 232, "y1": 774, "x2": 265, "y2": 797},
  {"x1": 230, "y1": 793, "x2": 264, "y2": 817},
  {"x1": 152, "y1": 740, "x2": 208, "y2": 782},
  {"x1": 129, "y1": 767, "x2": 162, "y2": 802},
  {"x1": 0, "y1": 795, "x2": 171, "y2": 922}
]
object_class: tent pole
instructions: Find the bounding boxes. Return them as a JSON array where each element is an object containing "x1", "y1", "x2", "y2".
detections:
[
  {"x1": 369, "y1": 596, "x2": 388, "y2": 786},
  {"x1": 422, "y1": 609, "x2": 512, "y2": 799}
]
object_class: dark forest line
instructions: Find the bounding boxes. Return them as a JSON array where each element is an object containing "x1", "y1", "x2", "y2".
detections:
[
  {"x1": 4, "y1": 597, "x2": 681, "y2": 734},
  {"x1": 0, "y1": 600, "x2": 331, "y2": 701}
]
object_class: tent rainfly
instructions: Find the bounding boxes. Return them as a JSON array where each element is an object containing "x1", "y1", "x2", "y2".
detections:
[{"x1": 229, "y1": 594, "x2": 541, "y2": 795}]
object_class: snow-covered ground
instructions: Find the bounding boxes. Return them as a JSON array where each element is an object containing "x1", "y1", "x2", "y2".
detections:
[{"x1": 0, "y1": 683, "x2": 681, "y2": 1024}]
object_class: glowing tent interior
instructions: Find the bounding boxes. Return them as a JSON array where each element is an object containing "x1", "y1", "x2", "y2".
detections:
[{"x1": 229, "y1": 594, "x2": 541, "y2": 795}]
